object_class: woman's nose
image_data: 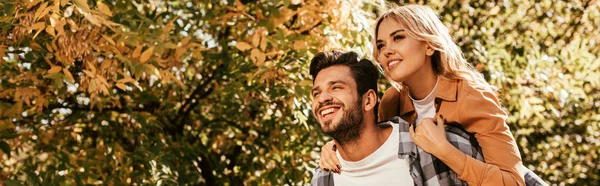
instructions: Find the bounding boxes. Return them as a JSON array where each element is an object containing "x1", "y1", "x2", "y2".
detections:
[{"x1": 383, "y1": 47, "x2": 395, "y2": 57}]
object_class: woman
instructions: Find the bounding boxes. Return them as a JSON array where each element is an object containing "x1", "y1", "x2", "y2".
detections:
[{"x1": 318, "y1": 5, "x2": 525, "y2": 185}]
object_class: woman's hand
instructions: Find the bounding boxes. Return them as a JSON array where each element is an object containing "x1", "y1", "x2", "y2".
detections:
[
  {"x1": 319, "y1": 140, "x2": 341, "y2": 173},
  {"x1": 409, "y1": 115, "x2": 451, "y2": 157}
]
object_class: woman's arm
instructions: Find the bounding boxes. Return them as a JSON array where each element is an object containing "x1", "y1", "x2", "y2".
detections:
[
  {"x1": 453, "y1": 89, "x2": 525, "y2": 186},
  {"x1": 318, "y1": 141, "x2": 341, "y2": 173},
  {"x1": 410, "y1": 88, "x2": 524, "y2": 185}
]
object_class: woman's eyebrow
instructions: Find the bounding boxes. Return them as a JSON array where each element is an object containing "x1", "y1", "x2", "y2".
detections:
[{"x1": 376, "y1": 29, "x2": 405, "y2": 43}]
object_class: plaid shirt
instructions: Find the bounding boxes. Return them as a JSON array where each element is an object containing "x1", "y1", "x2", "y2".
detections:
[
  {"x1": 311, "y1": 116, "x2": 484, "y2": 186},
  {"x1": 311, "y1": 116, "x2": 548, "y2": 186}
]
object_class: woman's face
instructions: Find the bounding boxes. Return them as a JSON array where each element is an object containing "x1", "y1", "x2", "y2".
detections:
[{"x1": 375, "y1": 18, "x2": 433, "y2": 84}]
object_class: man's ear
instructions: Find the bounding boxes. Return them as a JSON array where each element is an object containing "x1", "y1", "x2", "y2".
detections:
[{"x1": 363, "y1": 89, "x2": 377, "y2": 111}]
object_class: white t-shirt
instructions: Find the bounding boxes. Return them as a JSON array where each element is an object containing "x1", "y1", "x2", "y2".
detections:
[
  {"x1": 410, "y1": 80, "x2": 438, "y2": 126},
  {"x1": 333, "y1": 123, "x2": 414, "y2": 185}
]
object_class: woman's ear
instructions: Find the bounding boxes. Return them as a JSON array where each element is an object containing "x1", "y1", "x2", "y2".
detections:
[
  {"x1": 426, "y1": 45, "x2": 435, "y2": 56},
  {"x1": 363, "y1": 89, "x2": 377, "y2": 111}
]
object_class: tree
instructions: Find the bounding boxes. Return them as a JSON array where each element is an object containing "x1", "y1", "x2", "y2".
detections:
[
  {"x1": 425, "y1": 0, "x2": 600, "y2": 184},
  {"x1": 0, "y1": 0, "x2": 376, "y2": 185},
  {"x1": 2, "y1": 0, "x2": 599, "y2": 185}
]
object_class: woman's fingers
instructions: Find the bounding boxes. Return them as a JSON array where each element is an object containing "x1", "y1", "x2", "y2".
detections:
[{"x1": 319, "y1": 141, "x2": 340, "y2": 173}]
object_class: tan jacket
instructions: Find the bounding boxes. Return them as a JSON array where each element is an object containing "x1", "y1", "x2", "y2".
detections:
[{"x1": 378, "y1": 77, "x2": 525, "y2": 186}]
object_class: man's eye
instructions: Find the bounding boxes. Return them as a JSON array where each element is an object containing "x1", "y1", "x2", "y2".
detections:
[
  {"x1": 312, "y1": 92, "x2": 320, "y2": 97},
  {"x1": 332, "y1": 86, "x2": 341, "y2": 90}
]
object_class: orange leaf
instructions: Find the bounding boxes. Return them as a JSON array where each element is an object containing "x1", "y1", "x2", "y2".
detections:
[
  {"x1": 26, "y1": 0, "x2": 43, "y2": 10},
  {"x1": 140, "y1": 46, "x2": 154, "y2": 64},
  {"x1": 82, "y1": 70, "x2": 95, "y2": 77},
  {"x1": 48, "y1": 66, "x2": 62, "y2": 74},
  {"x1": 132, "y1": 45, "x2": 142, "y2": 58},
  {"x1": 88, "y1": 79, "x2": 97, "y2": 92},
  {"x1": 63, "y1": 68, "x2": 75, "y2": 83},
  {"x1": 29, "y1": 22, "x2": 46, "y2": 31},
  {"x1": 73, "y1": 0, "x2": 90, "y2": 12},
  {"x1": 116, "y1": 83, "x2": 127, "y2": 91},
  {"x1": 97, "y1": 2, "x2": 112, "y2": 17},
  {"x1": 102, "y1": 34, "x2": 115, "y2": 45},
  {"x1": 250, "y1": 48, "x2": 265, "y2": 66},
  {"x1": 45, "y1": 26, "x2": 55, "y2": 37},
  {"x1": 236, "y1": 41, "x2": 252, "y2": 51},
  {"x1": 33, "y1": 2, "x2": 49, "y2": 22}
]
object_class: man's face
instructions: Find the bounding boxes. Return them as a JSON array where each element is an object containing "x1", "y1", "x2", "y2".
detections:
[{"x1": 311, "y1": 65, "x2": 364, "y2": 142}]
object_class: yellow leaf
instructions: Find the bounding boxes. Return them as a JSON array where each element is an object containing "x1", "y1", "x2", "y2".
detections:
[
  {"x1": 45, "y1": 26, "x2": 55, "y2": 37},
  {"x1": 61, "y1": 0, "x2": 68, "y2": 7},
  {"x1": 54, "y1": 18, "x2": 65, "y2": 36},
  {"x1": 33, "y1": 2, "x2": 49, "y2": 22},
  {"x1": 132, "y1": 45, "x2": 142, "y2": 58},
  {"x1": 293, "y1": 40, "x2": 307, "y2": 50},
  {"x1": 236, "y1": 41, "x2": 252, "y2": 51},
  {"x1": 88, "y1": 79, "x2": 97, "y2": 92},
  {"x1": 252, "y1": 33, "x2": 260, "y2": 47},
  {"x1": 97, "y1": 3, "x2": 112, "y2": 17},
  {"x1": 180, "y1": 36, "x2": 191, "y2": 46},
  {"x1": 73, "y1": 0, "x2": 90, "y2": 12},
  {"x1": 26, "y1": 0, "x2": 43, "y2": 10},
  {"x1": 144, "y1": 64, "x2": 162, "y2": 78},
  {"x1": 250, "y1": 48, "x2": 266, "y2": 66},
  {"x1": 82, "y1": 70, "x2": 95, "y2": 77},
  {"x1": 63, "y1": 68, "x2": 75, "y2": 83},
  {"x1": 116, "y1": 83, "x2": 127, "y2": 91},
  {"x1": 260, "y1": 37, "x2": 267, "y2": 51},
  {"x1": 140, "y1": 46, "x2": 154, "y2": 64},
  {"x1": 29, "y1": 22, "x2": 46, "y2": 31},
  {"x1": 102, "y1": 35, "x2": 115, "y2": 45},
  {"x1": 48, "y1": 66, "x2": 62, "y2": 74},
  {"x1": 81, "y1": 10, "x2": 100, "y2": 26}
]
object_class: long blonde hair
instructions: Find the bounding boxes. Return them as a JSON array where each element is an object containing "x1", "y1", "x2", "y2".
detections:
[{"x1": 373, "y1": 4, "x2": 495, "y2": 93}]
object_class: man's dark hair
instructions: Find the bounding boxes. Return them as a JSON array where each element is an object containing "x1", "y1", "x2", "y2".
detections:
[{"x1": 309, "y1": 50, "x2": 380, "y2": 119}]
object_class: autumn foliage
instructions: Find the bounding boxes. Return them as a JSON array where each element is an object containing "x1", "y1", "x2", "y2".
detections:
[{"x1": 1, "y1": 0, "x2": 599, "y2": 185}]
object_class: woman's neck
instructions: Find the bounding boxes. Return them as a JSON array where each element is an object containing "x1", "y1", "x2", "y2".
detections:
[{"x1": 405, "y1": 68, "x2": 438, "y2": 100}]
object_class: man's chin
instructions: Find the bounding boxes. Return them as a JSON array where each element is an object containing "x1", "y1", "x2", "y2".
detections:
[{"x1": 320, "y1": 121, "x2": 336, "y2": 133}]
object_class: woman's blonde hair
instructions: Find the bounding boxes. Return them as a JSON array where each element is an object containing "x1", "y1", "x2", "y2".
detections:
[{"x1": 373, "y1": 4, "x2": 495, "y2": 93}]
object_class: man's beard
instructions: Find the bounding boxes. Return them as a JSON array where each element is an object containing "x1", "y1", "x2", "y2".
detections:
[{"x1": 319, "y1": 98, "x2": 364, "y2": 145}]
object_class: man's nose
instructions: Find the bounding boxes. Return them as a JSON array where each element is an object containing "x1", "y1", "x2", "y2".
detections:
[{"x1": 318, "y1": 92, "x2": 333, "y2": 103}]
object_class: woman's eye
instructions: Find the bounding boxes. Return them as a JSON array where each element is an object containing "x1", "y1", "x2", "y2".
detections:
[
  {"x1": 393, "y1": 35, "x2": 404, "y2": 41},
  {"x1": 376, "y1": 44, "x2": 384, "y2": 50}
]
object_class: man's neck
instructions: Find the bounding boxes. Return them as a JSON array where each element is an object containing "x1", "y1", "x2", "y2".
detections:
[{"x1": 335, "y1": 121, "x2": 393, "y2": 162}]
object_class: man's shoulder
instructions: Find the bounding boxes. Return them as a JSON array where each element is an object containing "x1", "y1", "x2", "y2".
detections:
[
  {"x1": 377, "y1": 116, "x2": 409, "y2": 127},
  {"x1": 311, "y1": 167, "x2": 334, "y2": 186}
]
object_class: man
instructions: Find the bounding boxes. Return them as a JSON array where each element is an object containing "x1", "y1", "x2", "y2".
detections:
[
  {"x1": 309, "y1": 50, "x2": 547, "y2": 186},
  {"x1": 309, "y1": 50, "x2": 484, "y2": 185}
]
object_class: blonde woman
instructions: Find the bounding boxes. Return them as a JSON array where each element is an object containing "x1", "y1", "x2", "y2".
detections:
[{"x1": 318, "y1": 5, "x2": 525, "y2": 185}]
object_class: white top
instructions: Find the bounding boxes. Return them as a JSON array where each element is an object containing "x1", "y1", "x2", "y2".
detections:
[
  {"x1": 410, "y1": 79, "x2": 438, "y2": 126},
  {"x1": 333, "y1": 123, "x2": 413, "y2": 185}
]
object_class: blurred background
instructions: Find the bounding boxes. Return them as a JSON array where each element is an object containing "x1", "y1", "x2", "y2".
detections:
[{"x1": 0, "y1": 0, "x2": 598, "y2": 185}]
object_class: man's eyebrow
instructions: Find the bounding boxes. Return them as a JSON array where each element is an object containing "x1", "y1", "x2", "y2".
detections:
[
  {"x1": 311, "y1": 80, "x2": 348, "y2": 93},
  {"x1": 311, "y1": 86, "x2": 320, "y2": 93},
  {"x1": 328, "y1": 80, "x2": 347, "y2": 86},
  {"x1": 376, "y1": 29, "x2": 405, "y2": 43}
]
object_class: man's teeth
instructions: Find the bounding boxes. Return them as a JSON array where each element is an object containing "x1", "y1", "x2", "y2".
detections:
[{"x1": 321, "y1": 108, "x2": 336, "y2": 116}]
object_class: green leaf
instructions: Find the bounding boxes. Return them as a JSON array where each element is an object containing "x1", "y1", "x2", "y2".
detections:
[
  {"x1": 0, "y1": 140, "x2": 9, "y2": 158},
  {"x1": 3, "y1": 180, "x2": 23, "y2": 186}
]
